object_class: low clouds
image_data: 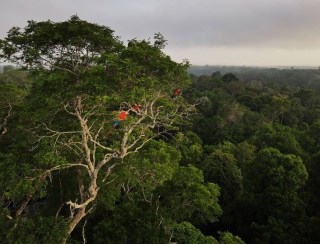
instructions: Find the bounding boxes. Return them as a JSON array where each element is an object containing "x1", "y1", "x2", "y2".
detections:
[{"x1": 1, "y1": 0, "x2": 320, "y2": 66}]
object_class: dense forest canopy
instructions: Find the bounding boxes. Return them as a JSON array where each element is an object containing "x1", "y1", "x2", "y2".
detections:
[
  {"x1": 1, "y1": 16, "x2": 320, "y2": 244},
  {"x1": 189, "y1": 65, "x2": 320, "y2": 89}
]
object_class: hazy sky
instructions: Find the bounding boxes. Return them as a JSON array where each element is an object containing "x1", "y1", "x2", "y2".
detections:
[{"x1": 1, "y1": 0, "x2": 320, "y2": 66}]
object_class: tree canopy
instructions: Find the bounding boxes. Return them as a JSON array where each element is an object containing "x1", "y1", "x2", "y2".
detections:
[
  {"x1": 0, "y1": 16, "x2": 227, "y2": 243},
  {"x1": 3, "y1": 15, "x2": 320, "y2": 244}
]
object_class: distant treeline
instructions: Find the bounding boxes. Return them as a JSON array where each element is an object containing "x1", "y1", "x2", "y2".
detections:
[
  {"x1": 189, "y1": 65, "x2": 320, "y2": 89},
  {"x1": 0, "y1": 65, "x2": 17, "y2": 73}
]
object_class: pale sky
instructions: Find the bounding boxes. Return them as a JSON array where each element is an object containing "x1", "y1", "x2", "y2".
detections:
[{"x1": 1, "y1": 0, "x2": 320, "y2": 67}]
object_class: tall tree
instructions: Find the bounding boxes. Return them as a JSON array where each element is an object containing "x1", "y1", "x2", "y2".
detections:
[{"x1": 0, "y1": 16, "x2": 196, "y2": 241}]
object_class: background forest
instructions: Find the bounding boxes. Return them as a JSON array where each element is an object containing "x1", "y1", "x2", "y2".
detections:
[{"x1": 1, "y1": 17, "x2": 320, "y2": 244}]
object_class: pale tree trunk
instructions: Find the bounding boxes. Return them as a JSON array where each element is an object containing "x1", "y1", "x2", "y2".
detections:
[
  {"x1": 39, "y1": 95, "x2": 194, "y2": 243},
  {"x1": 67, "y1": 208, "x2": 86, "y2": 235},
  {"x1": 62, "y1": 208, "x2": 88, "y2": 244},
  {"x1": 64, "y1": 168, "x2": 100, "y2": 242},
  {"x1": 0, "y1": 102, "x2": 12, "y2": 142}
]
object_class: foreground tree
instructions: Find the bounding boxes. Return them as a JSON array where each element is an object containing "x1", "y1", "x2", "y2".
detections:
[{"x1": 0, "y1": 16, "x2": 205, "y2": 242}]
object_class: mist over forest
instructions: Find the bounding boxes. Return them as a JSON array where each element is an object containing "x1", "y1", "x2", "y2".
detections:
[{"x1": 189, "y1": 65, "x2": 320, "y2": 89}]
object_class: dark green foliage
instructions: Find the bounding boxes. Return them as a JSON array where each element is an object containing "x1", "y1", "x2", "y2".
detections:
[
  {"x1": 0, "y1": 16, "x2": 222, "y2": 243},
  {"x1": 156, "y1": 165, "x2": 222, "y2": 224},
  {"x1": 172, "y1": 222, "x2": 218, "y2": 244},
  {"x1": 218, "y1": 231, "x2": 245, "y2": 244},
  {"x1": 221, "y1": 73, "x2": 240, "y2": 83},
  {"x1": 188, "y1": 69, "x2": 320, "y2": 243},
  {"x1": 3, "y1": 16, "x2": 320, "y2": 244},
  {"x1": 173, "y1": 131, "x2": 204, "y2": 166},
  {"x1": 0, "y1": 15, "x2": 118, "y2": 70},
  {"x1": 6, "y1": 216, "x2": 67, "y2": 244},
  {"x1": 200, "y1": 142, "x2": 243, "y2": 204}
]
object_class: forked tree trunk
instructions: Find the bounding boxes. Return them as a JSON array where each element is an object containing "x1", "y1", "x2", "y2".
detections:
[
  {"x1": 63, "y1": 172, "x2": 99, "y2": 243},
  {"x1": 68, "y1": 207, "x2": 87, "y2": 235},
  {"x1": 63, "y1": 208, "x2": 86, "y2": 243}
]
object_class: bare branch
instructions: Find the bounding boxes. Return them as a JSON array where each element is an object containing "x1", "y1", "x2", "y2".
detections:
[
  {"x1": 23, "y1": 91, "x2": 195, "y2": 237},
  {"x1": 0, "y1": 101, "x2": 13, "y2": 142},
  {"x1": 66, "y1": 195, "x2": 96, "y2": 210}
]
